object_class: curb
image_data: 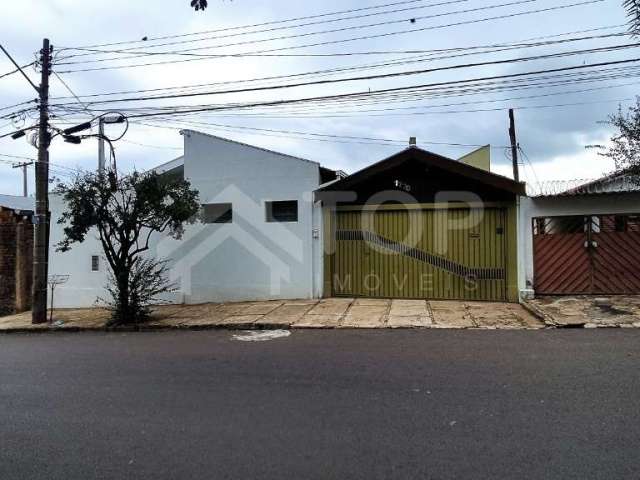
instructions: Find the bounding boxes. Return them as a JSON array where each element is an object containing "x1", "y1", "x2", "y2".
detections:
[
  {"x1": 0, "y1": 322, "x2": 292, "y2": 335},
  {"x1": 520, "y1": 300, "x2": 557, "y2": 328},
  {"x1": 0, "y1": 322, "x2": 548, "y2": 334}
]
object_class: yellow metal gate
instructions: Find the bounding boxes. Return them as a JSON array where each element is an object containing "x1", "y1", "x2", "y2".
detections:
[{"x1": 333, "y1": 207, "x2": 507, "y2": 301}]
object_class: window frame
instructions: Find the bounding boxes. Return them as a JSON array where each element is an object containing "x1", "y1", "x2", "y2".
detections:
[
  {"x1": 91, "y1": 255, "x2": 100, "y2": 272},
  {"x1": 265, "y1": 200, "x2": 299, "y2": 223},
  {"x1": 202, "y1": 202, "x2": 233, "y2": 224}
]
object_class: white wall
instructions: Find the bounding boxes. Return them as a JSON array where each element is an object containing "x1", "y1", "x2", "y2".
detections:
[
  {"x1": 49, "y1": 131, "x2": 325, "y2": 307},
  {"x1": 518, "y1": 193, "x2": 640, "y2": 298},
  {"x1": 48, "y1": 195, "x2": 108, "y2": 308}
]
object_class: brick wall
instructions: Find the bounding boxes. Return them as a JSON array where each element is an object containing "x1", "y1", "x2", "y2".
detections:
[
  {"x1": 0, "y1": 210, "x2": 33, "y2": 316},
  {"x1": 15, "y1": 219, "x2": 33, "y2": 312}
]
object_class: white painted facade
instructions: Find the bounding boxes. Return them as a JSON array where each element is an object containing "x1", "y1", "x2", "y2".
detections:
[
  {"x1": 517, "y1": 192, "x2": 640, "y2": 299},
  {"x1": 49, "y1": 130, "x2": 327, "y2": 308}
]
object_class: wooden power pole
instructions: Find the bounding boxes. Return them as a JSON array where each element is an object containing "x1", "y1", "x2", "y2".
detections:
[
  {"x1": 12, "y1": 161, "x2": 32, "y2": 197},
  {"x1": 508, "y1": 108, "x2": 520, "y2": 183},
  {"x1": 32, "y1": 38, "x2": 52, "y2": 324},
  {"x1": 98, "y1": 117, "x2": 106, "y2": 173}
]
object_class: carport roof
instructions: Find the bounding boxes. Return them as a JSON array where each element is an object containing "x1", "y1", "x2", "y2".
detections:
[{"x1": 316, "y1": 146, "x2": 526, "y2": 196}]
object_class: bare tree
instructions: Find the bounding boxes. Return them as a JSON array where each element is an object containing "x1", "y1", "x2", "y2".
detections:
[{"x1": 624, "y1": 0, "x2": 640, "y2": 33}]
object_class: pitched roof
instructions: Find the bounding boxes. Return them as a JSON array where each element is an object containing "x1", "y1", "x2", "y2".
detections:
[
  {"x1": 181, "y1": 129, "x2": 320, "y2": 166},
  {"x1": 0, "y1": 194, "x2": 34, "y2": 213},
  {"x1": 152, "y1": 155, "x2": 184, "y2": 175},
  {"x1": 317, "y1": 146, "x2": 525, "y2": 195}
]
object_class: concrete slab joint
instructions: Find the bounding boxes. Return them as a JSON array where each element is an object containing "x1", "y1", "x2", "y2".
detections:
[{"x1": 0, "y1": 297, "x2": 561, "y2": 333}]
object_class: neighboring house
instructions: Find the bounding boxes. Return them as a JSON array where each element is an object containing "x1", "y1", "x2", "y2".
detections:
[
  {"x1": 316, "y1": 145, "x2": 525, "y2": 302},
  {"x1": 49, "y1": 130, "x2": 341, "y2": 307},
  {"x1": 519, "y1": 171, "x2": 640, "y2": 297},
  {"x1": 0, "y1": 195, "x2": 34, "y2": 315}
]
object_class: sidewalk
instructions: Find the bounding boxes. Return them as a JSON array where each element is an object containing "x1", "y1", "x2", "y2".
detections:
[
  {"x1": 0, "y1": 298, "x2": 544, "y2": 333},
  {"x1": 527, "y1": 296, "x2": 640, "y2": 328}
]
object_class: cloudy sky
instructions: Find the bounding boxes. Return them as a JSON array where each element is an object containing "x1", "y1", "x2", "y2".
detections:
[{"x1": 0, "y1": 0, "x2": 635, "y2": 196}]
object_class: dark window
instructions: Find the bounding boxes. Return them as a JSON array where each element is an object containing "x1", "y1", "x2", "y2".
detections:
[
  {"x1": 91, "y1": 255, "x2": 100, "y2": 272},
  {"x1": 614, "y1": 215, "x2": 627, "y2": 232},
  {"x1": 203, "y1": 203, "x2": 232, "y2": 223},
  {"x1": 533, "y1": 216, "x2": 586, "y2": 235},
  {"x1": 266, "y1": 200, "x2": 298, "y2": 222}
]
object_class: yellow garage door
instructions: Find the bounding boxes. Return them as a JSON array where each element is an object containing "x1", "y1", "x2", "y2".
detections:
[{"x1": 333, "y1": 207, "x2": 507, "y2": 301}]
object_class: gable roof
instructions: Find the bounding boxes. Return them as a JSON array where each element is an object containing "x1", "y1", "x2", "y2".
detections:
[{"x1": 317, "y1": 146, "x2": 525, "y2": 196}]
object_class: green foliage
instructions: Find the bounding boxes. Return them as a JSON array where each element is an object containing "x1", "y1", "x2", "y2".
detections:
[
  {"x1": 55, "y1": 169, "x2": 200, "y2": 325},
  {"x1": 598, "y1": 97, "x2": 640, "y2": 178}
]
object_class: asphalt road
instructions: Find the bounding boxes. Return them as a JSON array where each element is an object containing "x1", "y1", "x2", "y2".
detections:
[{"x1": 1, "y1": 329, "x2": 639, "y2": 480}]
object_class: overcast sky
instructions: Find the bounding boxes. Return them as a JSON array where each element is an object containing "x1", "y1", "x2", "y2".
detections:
[{"x1": 0, "y1": 0, "x2": 634, "y2": 196}]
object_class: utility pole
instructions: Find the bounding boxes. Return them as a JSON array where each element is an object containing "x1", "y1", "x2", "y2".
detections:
[
  {"x1": 98, "y1": 117, "x2": 105, "y2": 173},
  {"x1": 32, "y1": 38, "x2": 52, "y2": 325},
  {"x1": 508, "y1": 108, "x2": 520, "y2": 183},
  {"x1": 11, "y1": 161, "x2": 32, "y2": 197}
]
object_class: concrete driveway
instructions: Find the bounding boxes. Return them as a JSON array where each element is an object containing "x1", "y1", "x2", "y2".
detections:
[{"x1": 0, "y1": 298, "x2": 543, "y2": 332}]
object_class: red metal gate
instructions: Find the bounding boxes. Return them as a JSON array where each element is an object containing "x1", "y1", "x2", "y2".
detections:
[{"x1": 533, "y1": 214, "x2": 640, "y2": 295}]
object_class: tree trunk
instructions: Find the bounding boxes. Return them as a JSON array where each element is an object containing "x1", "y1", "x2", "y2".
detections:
[{"x1": 115, "y1": 267, "x2": 131, "y2": 325}]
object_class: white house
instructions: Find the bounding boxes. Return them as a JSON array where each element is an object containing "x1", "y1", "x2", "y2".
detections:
[
  {"x1": 45, "y1": 137, "x2": 640, "y2": 309},
  {"x1": 49, "y1": 130, "x2": 340, "y2": 308}
]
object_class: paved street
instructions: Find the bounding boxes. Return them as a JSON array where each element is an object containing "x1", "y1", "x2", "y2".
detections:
[{"x1": 2, "y1": 330, "x2": 640, "y2": 479}]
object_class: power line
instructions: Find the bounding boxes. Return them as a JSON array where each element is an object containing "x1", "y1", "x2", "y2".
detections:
[
  {"x1": 47, "y1": 30, "x2": 630, "y2": 103},
  {"x1": 58, "y1": 0, "x2": 580, "y2": 62},
  {"x1": 63, "y1": 0, "x2": 446, "y2": 50},
  {"x1": 517, "y1": 145, "x2": 540, "y2": 186},
  {"x1": 121, "y1": 138, "x2": 182, "y2": 150},
  {"x1": 51, "y1": 54, "x2": 640, "y2": 115},
  {"x1": 54, "y1": 0, "x2": 602, "y2": 73},
  {"x1": 50, "y1": 62, "x2": 640, "y2": 121},
  {"x1": 0, "y1": 153, "x2": 36, "y2": 162},
  {"x1": 51, "y1": 43, "x2": 640, "y2": 109},
  {"x1": 0, "y1": 99, "x2": 38, "y2": 115},
  {"x1": 59, "y1": 0, "x2": 472, "y2": 60},
  {"x1": 53, "y1": 24, "x2": 628, "y2": 62},
  {"x1": 0, "y1": 45, "x2": 39, "y2": 92},
  {"x1": 125, "y1": 97, "x2": 633, "y2": 123},
  {"x1": 0, "y1": 155, "x2": 79, "y2": 176},
  {"x1": 55, "y1": 65, "x2": 639, "y2": 119},
  {"x1": 134, "y1": 79, "x2": 640, "y2": 119},
  {"x1": 135, "y1": 119, "x2": 511, "y2": 148},
  {"x1": 0, "y1": 61, "x2": 36, "y2": 80},
  {"x1": 52, "y1": 71, "x2": 92, "y2": 115}
]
